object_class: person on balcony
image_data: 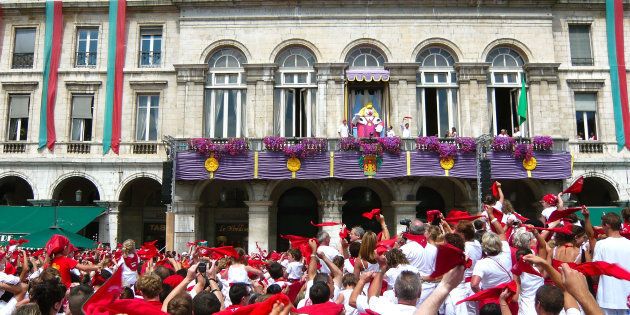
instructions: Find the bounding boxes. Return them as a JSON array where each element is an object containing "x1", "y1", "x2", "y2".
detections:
[
  {"x1": 577, "y1": 132, "x2": 585, "y2": 140},
  {"x1": 498, "y1": 129, "x2": 509, "y2": 137},
  {"x1": 386, "y1": 126, "x2": 396, "y2": 137},
  {"x1": 589, "y1": 132, "x2": 597, "y2": 141},
  {"x1": 338, "y1": 119, "x2": 350, "y2": 138},
  {"x1": 400, "y1": 117, "x2": 411, "y2": 138},
  {"x1": 513, "y1": 127, "x2": 521, "y2": 138},
  {"x1": 356, "y1": 102, "x2": 383, "y2": 138},
  {"x1": 450, "y1": 127, "x2": 458, "y2": 138}
]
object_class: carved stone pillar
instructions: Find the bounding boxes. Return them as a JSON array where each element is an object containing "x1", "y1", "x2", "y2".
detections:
[{"x1": 454, "y1": 63, "x2": 490, "y2": 137}]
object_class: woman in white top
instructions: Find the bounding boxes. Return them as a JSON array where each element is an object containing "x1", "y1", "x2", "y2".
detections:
[
  {"x1": 227, "y1": 247, "x2": 263, "y2": 285},
  {"x1": 117, "y1": 239, "x2": 139, "y2": 287},
  {"x1": 383, "y1": 248, "x2": 418, "y2": 290},
  {"x1": 353, "y1": 232, "x2": 380, "y2": 277}
]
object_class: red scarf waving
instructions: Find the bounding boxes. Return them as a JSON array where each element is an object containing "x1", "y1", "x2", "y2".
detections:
[
  {"x1": 402, "y1": 232, "x2": 427, "y2": 247},
  {"x1": 123, "y1": 253, "x2": 139, "y2": 272}
]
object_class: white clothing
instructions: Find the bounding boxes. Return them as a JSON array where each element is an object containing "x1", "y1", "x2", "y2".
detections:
[
  {"x1": 386, "y1": 129, "x2": 396, "y2": 137},
  {"x1": 400, "y1": 241, "x2": 437, "y2": 277},
  {"x1": 445, "y1": 282, "x2": 475, "y2": 315},
  {"x1": 482, "y1": 201, "x2": 503, "y2": 229},
  {"x1": 400, "y1": 125, "x2": 411, "y2": 138},
  {"x1": 317, "y1": 245, "x2": 340, "y2": 274},
  {"x1": 384, "y1": 264, "x2": 419, "y2": 290},
  {"x1": 518, "y1": 270, "x2": 545, "y2": 315},
  {"x1": 286, "y1": 261, "x2": 303, "y2": 280},
  {"x1": 0, "y1": 272, "x2": 20, "y2": 297},
  {"x1": 472, "y1": 241, "x2": 513, "y2": 289},
  {"x1": 600, "y1": 309, "x2": 630, "y2": 315},
  {"x1": 302, "y1": 279, "x2": 341, "y2": 305},
  {"x1": 542, "y1": 206, "x2": 557, "y2": 221},
  {"x1": 343, "y1": 259, "x2": 355, "y2": 274},
  {"x1": 513, "y1": 131, "x2": 522, "y2": 137},
  {"x1": 464, "y1": 240, "x2": 483, "y2": 279},
  {"x1": 340, "y1": 289, "x2": 359, "y2": 315},
  {"x1": 418, "y1": 281, "x2": 438, "y2": 305},
  {"x1": 116, "y1": 255, "x2": 140, "y2": 287},
  {"x1": 338, "y1": 124, "x2": 350, "y2": 138},
  {"x1": 368, "y1": 296, "x2": 417, "y2": 315},
  {"x1": 0, "y1": 297, "x2": 17, "y2": 315},
  {"x1": 498, "y1": 134, "x2": 509, "y2": 137},
  {"x1": 593, "y1": 236, "x2": 630, "y2": 310},
  {"x1": 227, "y1": 265, "x2": 250, "y2": 284}
]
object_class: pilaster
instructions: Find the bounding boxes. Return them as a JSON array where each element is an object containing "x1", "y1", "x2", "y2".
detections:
[
  {"x1": 174, "y1": 64, "x2": 206, "y2": 137},
  {"x1": 390, "y1": 200, "x2": 419, "y2": 235},
  {"x1": 314, "y1": 63, "x2": 347, "y2": 137},
  {"x1": 95, "y1": 201, "x2": 121, "y2": 246},
  {"x1": 454, "y1": 62, "x2": 491, "y2": 137},
  {"x1": 172, "y1": 201, "x2": 200, "y2": 252},
  {"x1": 523, "y1": 63, "x2": 561, "y2": 137},
  {"x1": 244, "y1": 64, "x2": 277, "y2": 137},
  {"x1": 319, "y1": 200, "x2": 346, "y2": 246},
  {"x1": 385, "y1": 63, "x2": 419, "y2": 136},
  {"x1": 245, "y1": 200, "x2": 273, "y2": 254}
]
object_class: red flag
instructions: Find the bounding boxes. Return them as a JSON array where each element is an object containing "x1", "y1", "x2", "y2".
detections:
[
  {"x1": 402, "y1": 232, "x2": 427, "y2": 247},
  {"x1": 531, "y1": 223, "x2": 573, "y2": 235},
  {"x1": 426, "y1": 210, "x2": 442, "y2": 223},
  {"x1": 456, "y1": 281, "x2": 516, "y2": 304},
  {"x1": 512, "y1": 211, "x2": 529, "y2": 222},
  {"x1": 563, "y1": 176, "x2": 584, "y2": 194},
  {"x1": 339, "y1": 227, "x2": 350, "y2": 239},
  {"x1": 574, "y1": 261, "x2": 630, "y2": 281},
  {"x1": 430, "y1": 243, "x2": 468, "y2": 278},
  {"x1": 547, "y1": 207, "x2": 584, "y2": 223},
  {"x1": 512, "y1": 259, "x2": 543, "y2": 277},
  {"x1": 491, "y1": 181, "x2": 500, "y2": 199},
  {"x1": 83, "y1": 266, "x2": 124, "y2": 314},
  {"x1": 362, "y1": 208, "x2": 381, "y2": 220},
  {"x1": 248, "y1": 259, "x2": 267, "y2": 269},
  {"x1": 375, "y1": 237, "x2": 398, "y2": 255},
  {"x1": 280, "y1": 235, "x2": 310, "y2": 248},
  {"x1": 8, "y1": 239, "x2": 28, "y2": 247},
  {"x1": 444, "y1": 210, "x2": 482, "y2": 223},
  {"x1": 310, "y1": 221, "x2": 342, "y2": 227},
  {"x1": 214, "y1": 294, "x2": 291, "y2": 315},
  {"x1": 295, "y1": 301, "x2": 344, "y2": 315},
  {"x1": 208, "y1": 246, "x2": 239, "y2": 259},
  {"x1": 94, "y1": 299, "x2": 166, "y2": 315}
]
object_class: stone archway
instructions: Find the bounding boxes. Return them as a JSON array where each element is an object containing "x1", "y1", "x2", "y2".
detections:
[
  {"x1": 197, "y1": 180, "x2": 249, "y2": 248},
  {"x1": 499, "y1": 179, "x2": 540, "y2": 218},
  {"x1": 572, "y1": 176, "x2": 619, "y2": 206},
  {"x1": 416, "y1": 187, "x2": 445, "y2": 220},
  {"x1": 276, "y1": 187, "x2": 319, "y2": 251},
  {"x1": 52, "y1": 176, "x2": 101, "y2": 241},
  {"x1": 118, "y1": 177, "x2": 166, "y2": 249},
  {"x1": 0, "y1": 176, "x2": 34, "y2": 206},
  {"x1": 342, "y1": 187, "x2": 383, "y2": 233}
]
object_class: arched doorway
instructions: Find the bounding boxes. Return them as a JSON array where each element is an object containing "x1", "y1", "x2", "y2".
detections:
[
  {"x1": 52, "y1": 176, "x2": 100, "y2": 241},
  {"x1": 571, "y1": 177, "x2": 618, "y2": 206},
  {"x1": 118, "y1": 177, "x2": 166, "y2": 249},
  {"x1": 342, "y1": 187, "x2": 383, "y2": 234},
  {"x1": 276, "y1": 188, "x2": 318, "y2": 251},
  {"x1": 198, "y1": 182, "x2": 249, "y2": 249},
  {"x1": 416, "y1": 187, "x2": 445, "y2": 220},
  {"x1": 0, "y1": 176, "x2": 33, "y2": 205},
  {"x1": 499, "y1": 179, "x2": 539, "y2": 218}
]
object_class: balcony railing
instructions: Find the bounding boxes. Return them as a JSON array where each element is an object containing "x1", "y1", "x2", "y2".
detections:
[
  {"x1": 133, "y1": 143, "x2": 158, "y2": 154},
  {"x1": 3, "y1": 142, "x2": 26, "y2": 153},
  {"x1": 75, "y1": 51, "x2": 97, "y2": 67},
  {"x1": 571, "y1": 57, "x2": 594, "y2": 66},
  {"x1": 12, "y1": 53, "x2": 34, "y2": 69},
  {"x1": 569, "y1": 141, "x2": 611, "y2": 154},
  {"x1": 67, "y1": 143, "x2": 91, "y2": 154},
  {"x1": 139, "y1": 51, "x2": 161, "y2": 68}
]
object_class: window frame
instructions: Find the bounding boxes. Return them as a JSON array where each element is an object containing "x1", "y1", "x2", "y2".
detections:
[
  {"x1": 486, "y1": 47, "x2": 527, "y2": 135},
  {"x1": 138, "y1": 26, "x2": 163, "y2": 68},
  {"x1": 568, "y1": 23, "x2": 594, "y2": 66},
  {"x1": 135, "y1": 94, "x2": 160, "y2": 141},
  {"x1": 75, "y1": 27, "x2": 99, "y2": 68},
  {"x1": 12, "y1": 27, "x2": 37, "y2": 69},
  {"x1": 70, "y1": 94, "x2": 94, "y2": 142},
  {"x1": 574, "y1": 92, "x2": 598, "y2": 140},
  {"x1": 6, "y1": 94, "x2": 30, "y2": 142}
]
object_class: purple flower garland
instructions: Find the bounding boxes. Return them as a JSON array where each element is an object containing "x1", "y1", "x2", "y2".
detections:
[
  {"x1": 188, "y1": 138, "x2": 248, "y2": 159},
  {"x1": 262, "y1": 136, "x2": 327, "y2": 158}
]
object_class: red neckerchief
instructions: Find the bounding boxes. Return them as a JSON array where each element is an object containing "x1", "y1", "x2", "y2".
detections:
[
  {"x1": 402, "y1": 233, "x2": 427, "y2": 247},
  {"x1": 123, "y1": 253, "x2": 139, "y2": 271}
]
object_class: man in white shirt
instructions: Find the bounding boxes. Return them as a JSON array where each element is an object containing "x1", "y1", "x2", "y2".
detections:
[
  {"x1": 400, "y1": 122, "x2": 411, "y2": 138},
  {"x1": 316, "y1": 231, "x2": 340, "y2": 275},
  {"x1": 338, "y1": 119, "x2": 350, "y2": 138},
  {"x1": 386, "y1": 126, "x2": 396, "y2": 137},
  {"x1": 513, "y1": 126, "x2": 522, "y2": 137},
  {"x1": 350, "y1": 269, "x2": 420, "y2": 314},
  {"x1": 400, "y1": 219, "x2": 437, "y2": 304},
  {"x1": 593, "y1": 212, "x2": 630, "y2": 315}
]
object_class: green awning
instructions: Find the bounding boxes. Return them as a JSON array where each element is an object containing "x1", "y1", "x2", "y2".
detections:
[
  {"x1": 24, "y1": 227, "x2": 97, "y2": 249},
  {"x1": 0, "y1": 206, "x2": 104, "y2": 240},
  {"x1": 576, "y1": 206, "x2": 622, "y2": 226}
]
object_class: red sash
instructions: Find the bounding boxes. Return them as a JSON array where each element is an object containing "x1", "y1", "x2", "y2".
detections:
[{"x1": 123, "y1": 253, "x2": 139, "y2": 271}]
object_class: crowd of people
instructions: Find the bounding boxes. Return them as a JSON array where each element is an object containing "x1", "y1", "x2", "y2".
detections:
[{"x1": 0, "y1": 182, "x2": 628, "y2": 315}]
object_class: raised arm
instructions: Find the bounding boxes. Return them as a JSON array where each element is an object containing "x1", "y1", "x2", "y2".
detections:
[
  {"x1": 486, "y1": 205, "x2": 506, "y2": 240},
  {"x1": 307, "y1": 239, "x2": 318, "y2": 281},
  {"x1": 522, "y1": 254, "x2": 563, "y2": 290},
  {"x1": 161, "y1": 263, "x2": 199, "y2": 312},
  {"x1": 497, "y1": 182, "x2": 505, "y2": 205},
  {"x1": 318, "y1": 251, "x2": 342, "y2": 288},
  {"x1": 560, "y1": 263, "x2": 603, "y2": 315},
  {"x1": 377, "y1": 215, "x2": 390, "y2": 240},
  {"x1": 349, "y1": 271, "x2": 373, "y2": 308},
  {"x1": 415, "y1": 266, "x2": 464, "y2": 315}
]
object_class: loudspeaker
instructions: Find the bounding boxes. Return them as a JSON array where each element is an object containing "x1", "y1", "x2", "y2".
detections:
[
  {"x1": 479, "y1": 159, "x2": 492, "y2": 198},
  {"x1": 161, "y1": 161, "x2": 173, "y2": 205}
]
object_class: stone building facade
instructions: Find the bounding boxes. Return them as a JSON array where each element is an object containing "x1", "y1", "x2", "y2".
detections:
[{"x1": 0, "y1": 0, "x2": 628, "y2": 253}]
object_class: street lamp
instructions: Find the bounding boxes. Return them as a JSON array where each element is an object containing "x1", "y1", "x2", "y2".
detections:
[{"x1": 75, "y1": 190, "x2": 82, "y2": 203}]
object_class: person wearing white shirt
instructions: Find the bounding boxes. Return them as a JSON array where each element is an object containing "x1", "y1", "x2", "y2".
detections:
[
  {"x1": 399, "y1": 219, "x2": 437, "y2": 304},
  {"x1": 386, "y1": 126, "x2": 395, "y2": 137},
  {"x1": 350, "y1": 269, "x2": 421, "y2": 315},
  {"x1": 338, "y1": 119, "x2": 350, "y2": 138},
  {"x1": 315, "y1": 231, "x2": 340, "y2": 275},
  {"x1": 513, "y1": 126, "x2": 522, "y2": 137},
  {"x1": 297, "y1": 239, "x2": 343, "y2": 308},
  {"x1": 481, "y1": 181, "x2": 504, "y2": 229},
  {"x1": 444, "y1": 222, "x2": 483, "y2": 315},
  {"x1": 593, "y1": 212, "x2": 630, "y2": 315},
  {"x1": 540, "y1": 193, "x2": 563, "y2": 224},
  {"x1": 400, "y1": 122, "x2": 411, "y2": 138}
]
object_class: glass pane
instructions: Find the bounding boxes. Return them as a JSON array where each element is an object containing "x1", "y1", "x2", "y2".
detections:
[
  {"x1": 227, "y1": 90, "x2": 237, "y2": 137},
  {"x1": 78, "y1": 40, "x2": 87, "y2": 53},
  {"x1": 214, "y1": 90, "x2": 225, "y2": 138},
  {"x1": 435, "y1": 55, "x2": 448, "y2": 67},
  {"x1": 136, "y1": 108, "x2": 147, "y2": 140},
  {"x1": 154, "y1": 37, "x2": 162, "y2": 52},
  {"x1": 8, "y1": 118, "x2": 18, "y2": 141},
  {"x1": 226, "y1": 56, "x2": 239, "y2": 67},
  {"x1": 506, "y1": 73, "x2": 517, "y2": 83},
  {"x1": 138, "y1": 95, "x2": 148, "y2": 108},
  {"x1": 436, "y1": 73, "x2": 447, "y2": 83},
  {"x1": 19, "y1": 119, "x2": 28, "y2": 140},
  {"x1": 494, "y1": 73, "x2": 504, "y2": 83},
  {"x1": 586, "y1": 111, "x2": 596, "y2": 139},
  {"x1": 83, "y1": 119, "x2": 93, "y2": 141},
  {"x1": 284, "y1": 90, "x2": 295, "y2": 137},
  {"x1": 151, "y1": 95, "x2": 160, "y2": 108},
  {"x1": 71, "y1": 119, "x2": 82, "y2": 141},
  {"x1": 297, "y1": 73, "x2": 307, "y2": 84},
  {"x1": 295, "y1": 55, "x2": 308, "y2": 67},
  {"x1": 425, "y1": 73, "x2": 435, "y2": 83},
  {"x1": 451, "y1": 90, "x2": 459, "y2": 133},
  {"x1": 354, "y1": 55, "x2": 366, "y2": 67},
  {"x1": 149, "y1": 106, "x2": 158, "y2": 141},
  {"x1": 15, "y1": 29, "x2": 35, "y2": 53},
  {"x1": 228, "y1": 74, "x2": 238, "y2": 84},
  {"x1": 575, "y1": 93, "x2": 597, "y2": 111},
  {"x1": 569, "y1": 25, "x2": 593, "y2": 65},
  {"x1": 365, "y1": 55, "x2": 379, "y2": 67},
  {"x1": 284, "y1": 74, "x2": 294, "y2": 84},
  {"x1": 438, "y1": 89, "x2": 449, "y2": 137},
  {"x1": 141, "y1": 38, "x2": 151, "y2": 52},
  {"x1": 78, "y1": 30, "x2": 87, "y2": 40},
  {"x1": 451, "y1": 72, "x2": 457, "y2": 83},
  {"x1": 576, "y1": 112, "x2": 585, "y2": 139},
  {"x1": 203, "y1": 91, "x2": 212, "y2": 137}
]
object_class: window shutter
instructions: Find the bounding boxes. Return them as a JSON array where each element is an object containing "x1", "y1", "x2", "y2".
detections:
[
  {"x1": 72, "y1": 95, "x2": 93, "y2": 119},
  {"x1": 9, "y1": 96, "x2": 29, "y2": 118},
  {"x1": 575, "y1": 93, "x2": 597, "y2": 111},
  {"x1": 569, "y1": 25, "x2": 593, "y2": 63}
]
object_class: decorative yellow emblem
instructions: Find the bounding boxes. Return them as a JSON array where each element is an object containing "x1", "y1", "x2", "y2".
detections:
[
  {"x1": 440, "y1": 157, "x2": 455, "y2": 170},
  {"x1": 522, "y1": 157, "x2": 537, "y2": 171},
  {"x1": 205, "y1": 156, "x2": 219, "y2": 172},
  {"x1": 287, "y1": 157, "x2": 301, "y2": 178}
]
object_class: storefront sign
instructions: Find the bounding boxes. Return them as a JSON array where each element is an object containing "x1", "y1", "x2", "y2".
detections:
[{"x1": 217, "y1": 223, "x2": 248, "y2": 233}]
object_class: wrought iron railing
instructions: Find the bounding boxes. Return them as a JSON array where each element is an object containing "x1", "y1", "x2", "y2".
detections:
[
  {"x1": 12, "y1": 53, "x2": 34, "y2": 69},
  {"x1": 571, "y1": 57, "x2": 594, "y2": 66}
]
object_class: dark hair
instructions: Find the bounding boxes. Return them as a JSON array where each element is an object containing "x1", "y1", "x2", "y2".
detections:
[
  {"x1": 176, "y1": 268, "x2": 188, "y2": 278},
  {"x1": 332, "y1": 256, "x2": 344, "y2": 270},
  {"x1": 229, "y1": 283, "x2": 250, "y2": 305},
  {"x1": 153, "y1": 266, "x2": 174, "y2": 280},
  {"x1": 444, "y1": 233, "x2": 465, "y2": 251},
  {"x1": 535, "y1": 285, "x2": 564, "y2": 314},
  {"x1": 160, "y1": 283, "x2": 173, "y2": 303},
  {"x1": 68, "y1": 284, "x2": 94, "y2": 315},
  {"x1": 287, "y1": 248, "x2": 302, "y2": 261},
  {"x1": 515, "y1": 248, "x2": 533, "y2": 262},
  {"x1": 167, "y1": 293, "x2": 193, "y2": 315},
  {"x1": 192, "y1": 291, "x2": 221, "y2": 314},
  {"x1": 30, "y1": 279, "x2": 66, "y2": 315},
  {"x1": 309, "y1": 282, "x2": 330, "y2": 304},
  {"x1": 266, "y1": 284, "x2": 282, "y2": 294},
  {"x1": 456, "y1": 221, "x2": 475, "y2": 241},
  {"x1": 348, "y1": 241, "x2": 361, "y2": 258},
  {"x1": 622, "y1": 207, "x2": 630, "y2": 222},
  {"x1": 479, "y1": 303, "x2": 501, "y2": 315},
  {"x1": 483, "y1": 195, "x2": 497, "y2": 205},
  {"x1": 120, "y1": 287, "x2": 134, "y2": 299},
  {"x1": 268, "y1": 262, "x2": 283, "y2": 280},
  {"x1": 342, "y1": 273, "x2": 358, "y2": 288},
  {"x1": 313, "y1": 273, "x2": 329, "y2": 285},
  {"x1": 602, "y1": 212, "x2": 622, "y2": 231}
]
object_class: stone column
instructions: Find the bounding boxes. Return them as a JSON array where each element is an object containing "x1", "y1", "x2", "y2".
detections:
[
  {"x1": 244, "y1": 64, "x2": 277, "y2": 137},
  {"x1": 172, "y1": 201, "x2": 199, "y2": 253},
  {"x1": 385, "y1": 63, "x2": 419, "y2": 136},
  {"x1": 523, "y1": 63, "x2": 561, "y2": 137},
  {"x1": 454, "y1": 63, "x2": 490, "y2": 137},
  {"x1": 173, "y1": 64, "x2": 206, "y2": 137},
  {"x1": 314, "y1": 63, "x2": 347, "y2": 137},
  {"x1": 390, "y1": 201, "x2": 419, "y2": 235},
  {"x1": 245, "y1": 201, "x2": 273, "y2": 254},
  {"x1": 319, "y1": 200, "x2": 346, "y2": 247}
]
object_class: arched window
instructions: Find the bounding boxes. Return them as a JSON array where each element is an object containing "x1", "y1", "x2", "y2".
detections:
[
  {"x1": 204, "y1": 48, "x2": 247, "y2": 138},
  {"x1": 416, "y1": 47, "x2": 459, "y2": 137},
  {"x1": 346, "y1": 47, "x2": 385, "y2": 68},
  {"x1": 273, "y1": 46, "x2": 317, "y2": 137},
  {"x1": 486, "y1": 46, "x2": 526, "y2": 136}
]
